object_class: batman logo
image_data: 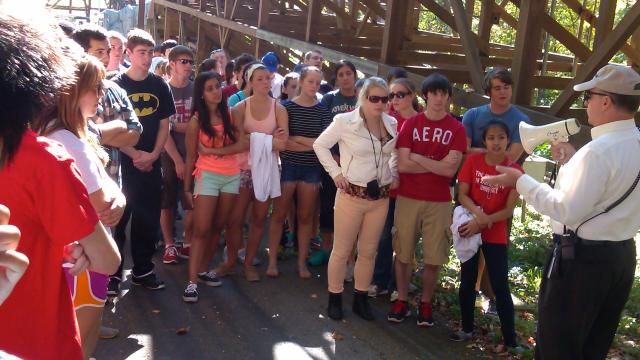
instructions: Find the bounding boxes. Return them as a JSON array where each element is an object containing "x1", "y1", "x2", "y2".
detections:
[{"x1": 129, "y1": 93, "x2": 159, "y2": 117}]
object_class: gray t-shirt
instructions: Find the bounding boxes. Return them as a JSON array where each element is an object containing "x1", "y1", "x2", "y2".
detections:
[
  {"x1": 321, "y1": 89, "x2": 357, "y2": 118},
  {"x1": 169, "y1": 81, "x2": 194, "y2": 158}
]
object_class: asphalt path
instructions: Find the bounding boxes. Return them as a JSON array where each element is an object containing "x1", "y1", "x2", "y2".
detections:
[{"x1": 95, "y1": 239, "x2": 489, "y2": 360}]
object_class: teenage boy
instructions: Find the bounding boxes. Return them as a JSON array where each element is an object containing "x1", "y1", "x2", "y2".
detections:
[
  {"x1": 107, "y1": 30, "x2": 128, "y2": 72},
  {"x1": 110, "y1": 29, "x2": 176, "y2": 293},
  {"x1": 160, "y1": 45, "x2": 195, "y2": 264},
  {"x1": 387, "y1": 74, "x2": 467, "y2": 326},
  {"x1": 463, "y1": 68, "x2": 530, "y2": 162},
  {"x1": 222, "y1": 53, "x2": 256, "y2": 99}
]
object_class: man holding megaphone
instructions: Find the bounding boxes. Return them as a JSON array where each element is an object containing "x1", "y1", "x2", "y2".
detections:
[{"x1": 484, "y1": 64, "x2": 640, "y2": 359}]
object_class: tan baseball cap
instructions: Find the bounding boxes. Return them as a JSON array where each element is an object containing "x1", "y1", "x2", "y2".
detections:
[{"x1": 574, "y1": 64, "x2": 640, "y2": 96}]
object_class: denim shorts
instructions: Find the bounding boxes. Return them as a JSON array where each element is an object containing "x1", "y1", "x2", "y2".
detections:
[
  {"x1": 280, "y1": 161, "x2": 323, "y2": 184},
  {"x1": 194, "y1": 170, "x2": 240, "y2": 197}
]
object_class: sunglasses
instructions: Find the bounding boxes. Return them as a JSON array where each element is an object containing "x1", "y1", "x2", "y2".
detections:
[
  {"x1": 389, "y1": 91, "x2": 410, "y2": 100},
  {"x1": 177, "y1": 59, "x2": 194, "y2": 65},
  {"x1": 583, "y1": 90, "x2": 612, "y2": 106},
  {"x1": 368, "y1": 95, "x2": 389, "y2": 104}
]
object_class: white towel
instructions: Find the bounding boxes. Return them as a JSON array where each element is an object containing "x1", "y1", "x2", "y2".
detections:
[
  {"x1": 450, "y1": 205, "x2": 483, "y2": 263},
  {"x1": 249, "y1": 132, "x2": 281, "y2": 202}
]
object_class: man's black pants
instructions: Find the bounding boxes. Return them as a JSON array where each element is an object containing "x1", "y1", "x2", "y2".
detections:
[
  {"x1": 535, "y1": 237, "x2": 636, "y2": 360},
  {"x1": 112, "y1": 162, "x2": 162, "y2": 278}
]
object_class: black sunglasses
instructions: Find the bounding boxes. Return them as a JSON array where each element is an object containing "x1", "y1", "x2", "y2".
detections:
[
  {"x1": 178, "y1": 59, "x2": 194, "y2": 65},
  {"x1": 583, "y1": 90, "x2": 613, "y2": 106},
  {"x1": 389, "y1": 91, "x2": 410, "y2": 100},
  {"x1": 368, "y1": 95, "x2": 389, "y2": 104}
]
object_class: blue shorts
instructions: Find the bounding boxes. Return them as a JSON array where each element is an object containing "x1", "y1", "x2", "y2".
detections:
[
  {"x1": 280, "y1": 161, "x2": 323, "y2": 184},
  {"x1": 194, "y1": 170, "x2": 240, "y2": 197}
]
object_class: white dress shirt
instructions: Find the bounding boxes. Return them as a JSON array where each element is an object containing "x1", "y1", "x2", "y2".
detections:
[{"x1": 516, "y1": 119, "x2": 640, "y2": 241}]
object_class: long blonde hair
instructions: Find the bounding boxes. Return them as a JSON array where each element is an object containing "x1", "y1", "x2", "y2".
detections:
[{"x1": 36, "y1": 55, "x2": 109, "y2": 165}]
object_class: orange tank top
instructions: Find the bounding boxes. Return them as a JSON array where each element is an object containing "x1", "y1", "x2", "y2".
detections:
[
  {"x1": 195, "y1": 123, "x2": 240, "y2": 176},
  {"x1": 237, "y1": 97, "x2": 278, "y2": 170}
]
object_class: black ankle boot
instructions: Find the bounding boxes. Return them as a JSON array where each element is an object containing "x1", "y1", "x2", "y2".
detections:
[
  {"x1": 352, "y1": 290, "x2": 374, "y2": 321},
  {"x1": 327, "y1": 292, "x2": 343, "y2": 320}
]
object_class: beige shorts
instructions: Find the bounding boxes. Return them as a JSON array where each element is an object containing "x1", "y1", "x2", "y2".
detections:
[{"x1": 392, "y1": 196, "x2": 452, "y2": 266}]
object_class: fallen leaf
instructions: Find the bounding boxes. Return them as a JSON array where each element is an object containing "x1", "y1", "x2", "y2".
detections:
[
  {"x1": 152, "y1": 309, "x2": 160, "y2": 314},
  {"x1": 310, "y1": 293, "x2": 318, "y2": 299},
  {"x1": 331, "y1": 331, "x2": 344, "y2": 341},
  {"x1": 176, "y1": 327, "x2": 190, "y2": 335}
]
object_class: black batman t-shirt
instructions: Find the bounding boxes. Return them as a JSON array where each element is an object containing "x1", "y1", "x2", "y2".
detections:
[{"x1": 112, "y1": 72, "x2": 176, "y2": 154}]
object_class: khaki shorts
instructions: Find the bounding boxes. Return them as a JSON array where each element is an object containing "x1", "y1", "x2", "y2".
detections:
[{"x1": 392, "y1": 196, "x2": 452, "y2": 266}]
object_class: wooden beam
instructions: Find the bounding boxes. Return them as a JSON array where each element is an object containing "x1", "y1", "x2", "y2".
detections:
[
  {"x1": 593, "y1": 0, "x2": 616, "y2": 48},
  {"x1": 358, "y1": 0, "x2": 386, "y2": 20},
  {"x1": 322, "y1": 0, "x2": 357, "y2": 30},
  {"x1": 380, "y1": 0, "x2": 410, "y2": 64},
  {"x1": 305, "y1": 0, "x2": 323, "y2": 42},
  {"x1": 477, "y1": 0, "x2": 495, "y2": 46},
  {"x1": 450, "y1": 0, "x2": 484, "y2": 92},
  {"x1": 138, "y1": 0, "x2": 145, "y2": 29},
  {"x1": 511, "y1": 0, "x2": 545, "y2": 105},
  {"x1": 195, "y1": 19, "x2": 208, "y2": 69},
  {"x1": 549, "y1": 1, "x2": 640, "y2": 116},
  {"x1": 164, "y1": 7, "x2": 180, "y2": 41}
]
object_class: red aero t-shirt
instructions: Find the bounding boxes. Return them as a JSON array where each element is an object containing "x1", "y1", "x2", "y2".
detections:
[
  {"x1": 396, "y1": 112, "x2": 467, "y2": 202},
  {"x1": 0, "y1": 131, "x2": 98, "y2": 359},
  {"x1": 457, "y1": 153, "x2": 523, "y2": 245}
]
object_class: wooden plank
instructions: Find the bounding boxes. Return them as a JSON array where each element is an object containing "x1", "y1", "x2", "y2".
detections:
[
  {"x1": 511, "y1": 0, "x2": 545, "y2": 105},
  {"x1": 164, "y1": 7, "x2": 179, "y2": 41},
  {"x1": 305, "y1": 0, "x2": 323, "y2": 42},
  {"x1": 477, "y1": 0, "x2": 495, "y2": 45},
  {"x1": 593, "y1": 0, "x2": 616, "y2": 47},
  {"x1": 195, "y1": 19, "x2": 208, "y2": 68},
  {"x1": 322, "y1": 0, "x2": 357, "y2": 29},
  {"x1": 358, "y1": 0, "x2": 386, "y2": 20},
  {"x1": 138, "y1": 0, "x2": 145, "y2": 29},
  {"x1": 380, "y1": 0, "x2": 410, "y2": 64},
  {"x1": 549, "y1": 1, "x2": 640, "y2": 116},
  {"x1": 450, "y1": 0, "x2": 484, "y2": 92}
]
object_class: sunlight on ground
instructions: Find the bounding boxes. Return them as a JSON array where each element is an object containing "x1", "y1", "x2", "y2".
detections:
[
  {"x1": 272, "y1": 333, "x2": 336, "y2": 360},
  {"x1": 126, "y1": 334, "x2": 153, "y2": 360}
]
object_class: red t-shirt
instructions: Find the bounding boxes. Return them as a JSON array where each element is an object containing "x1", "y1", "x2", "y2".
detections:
[
  {"x1": 0, "y1": 130, "x2": 98, "y2": 359},
  {"x1": 396, "y1": 112, "x2": 467, "y2": 202},
  {"x1": 457, "y1": 153, "x2": 523, "y2": 245},
  {"x1": 222, "y1": 84, "x2": 239, "y2": 101},
  {"x1": 389, "y1": 110, "x2": 410, "y2": 199}
]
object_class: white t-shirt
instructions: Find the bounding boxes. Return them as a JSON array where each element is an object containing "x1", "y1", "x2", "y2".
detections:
[
  {"x1": 271, "y1": 72, "x2": 284, "y2": 99},
  {"x1": 47, "y1": 129, "x2": 108, "y2": 194}
]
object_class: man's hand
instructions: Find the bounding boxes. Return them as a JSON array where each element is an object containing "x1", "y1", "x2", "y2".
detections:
[
  {"x1": 133, "y1": 151, "x2": 157, "y2": 172},
  {"x1": 550, "y1": 142, "x2": 576, "y2": 165},
  {"x1": 98, "y1": 191, "x2": 126, "y2": 227},
  {"x1": 474, "y1": 211, "x2": 493, "y2": 229},
  {"x1": 482, "y1": 165, "x2": 524, "y2": 188},
  {"x1": 63, "y1": 242, "x2": 91, "y2": 276},
  {"x1": 0, "y1": 205, "x2": 29, "y2": 306},
  {"x1": 458, "y1": 219, "x2": 482, "y2": 237}
]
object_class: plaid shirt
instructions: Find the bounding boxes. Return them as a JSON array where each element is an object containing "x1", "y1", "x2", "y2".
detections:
[{"x1": 92, "y1": 79, "x2": 142, "y2": 181}]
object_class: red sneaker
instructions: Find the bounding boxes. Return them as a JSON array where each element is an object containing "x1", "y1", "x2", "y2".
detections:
[
  {"x1": 163, "y1": 245, "x2": 179, "y2": 264},
  {"x1": 178, "y1": 245, "x2": 190, "y2": 259},
  {"x1": 416, "y1": 301, "x2": 435, "y2": 327}
]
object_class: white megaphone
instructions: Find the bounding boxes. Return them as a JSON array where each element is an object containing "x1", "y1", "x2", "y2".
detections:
[{"x1": 519, "y1": 118, "x2": 581, "y2": 155}]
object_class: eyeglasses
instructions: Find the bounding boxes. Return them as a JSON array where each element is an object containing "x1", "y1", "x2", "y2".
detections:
[
  {"x1": 583, "y1": 90, "x2": 612, "y2": 106},
  {"x1": 389, "y1": 91, "x2": 410, "y2": 100},
  {"x1": 177, "y1": 59, "x2": 194, "y2": 65},
  {"x1": 368, "y1": 95, "x2": 389, "y2": 104}
]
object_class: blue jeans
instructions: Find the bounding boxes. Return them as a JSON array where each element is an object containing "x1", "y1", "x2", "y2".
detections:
[{"x1": 372, "y1": 198, "x2": 396, "y2": 291}]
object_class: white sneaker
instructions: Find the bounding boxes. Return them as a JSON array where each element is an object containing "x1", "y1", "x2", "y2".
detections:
[
  {"x1": 390, "y1": 290, "x2": 399, "y2": 302},
  {"x1": 344, "y1": 263, "x2": 355, "y2": 283},
  {"x1": 182, "y1": 283, "x2": 198, "y2": 303},
  {"x1": 368, "y1": 284, "x2": 389, "y2": 298},
  {"x1": 237, "y1": 248, "x2": 261, "y2": 266}
]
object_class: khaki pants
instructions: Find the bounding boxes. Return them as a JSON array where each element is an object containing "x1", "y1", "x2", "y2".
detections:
[{"x1": 327, "y1": 191, "x2": 389, "y2": 293}]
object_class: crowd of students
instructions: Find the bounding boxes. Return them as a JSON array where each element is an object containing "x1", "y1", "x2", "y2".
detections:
[{"x1": 0, "y1": 10, "x2": 538, "y2": 359}]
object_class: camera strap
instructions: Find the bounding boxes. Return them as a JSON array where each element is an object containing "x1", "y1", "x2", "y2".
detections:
[{"x1": 363, "y1": 114, "x2": 383, "y2": 182}]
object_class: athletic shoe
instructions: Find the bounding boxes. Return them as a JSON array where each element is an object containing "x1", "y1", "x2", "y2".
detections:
[
  {"x1": 310, "y1": 235, "x2": 322, "y2": 250},
  {"x1": 390, "y1": 290, "x2": 399, "y2": 302},
  {"x1": 344, "y1": 263, "x2": 354, "y2": 282},
  {"x1": 367, "y1": 284, "x2": 389, "y2": 298},
  {"x1": 131, "y1": 272, "x2": 165, "y2": 290},
  {"x1": 177, "y1": 245, "x2": 190, "y2": 259},
  {"x1": 486, "y1": 299, "x2": 498, "y2": 316},
  {"x1": 183, "y1": 283, "x2": 198, "y2": 303},
  {"x1": 197, "y1": 271, "x2": 222, "y2": 287},
  {"x1": 107, "y1": 277, "x2": 121, "y2": 297},
  {"x1": 449, "y1": 330, "x2": 472, "y2": 342},
  {"x1": 99, "y1": 326, "x2": 119, "y2": 339},
  {"x1": 307, "y1": 249, "x2": 330, "y2": 266},
  {"x1": 387, "y1": 300, "x2": 411, "y2": 323},
  {"x1": 163, "y1": 246, "x2": 179, "y2": 264},
  {"x1": 416, "y1": 301, "x2": 435, "y2": 327}
]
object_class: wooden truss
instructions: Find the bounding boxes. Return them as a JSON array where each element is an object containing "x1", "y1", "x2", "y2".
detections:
[{"x1": 149, "y1": 0, "x2": 640, "y2": 124}]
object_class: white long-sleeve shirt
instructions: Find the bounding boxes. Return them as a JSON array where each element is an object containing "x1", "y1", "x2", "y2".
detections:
[
  {"x1": 313, "y1": 108, "x2": 398, "y2": 187},
  {"x1": 516, "y1": 119, "x2": 640, "y2": 241}
]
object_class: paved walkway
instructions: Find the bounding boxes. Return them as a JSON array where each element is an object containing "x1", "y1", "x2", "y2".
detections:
[{"x1": 95, "y1": 244, "x2": 489, "y2": 360}]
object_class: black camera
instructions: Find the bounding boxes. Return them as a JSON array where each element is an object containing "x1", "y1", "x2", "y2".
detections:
[{"x1": 366, "y1": 179, "x2": 381, "y2": 199}]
